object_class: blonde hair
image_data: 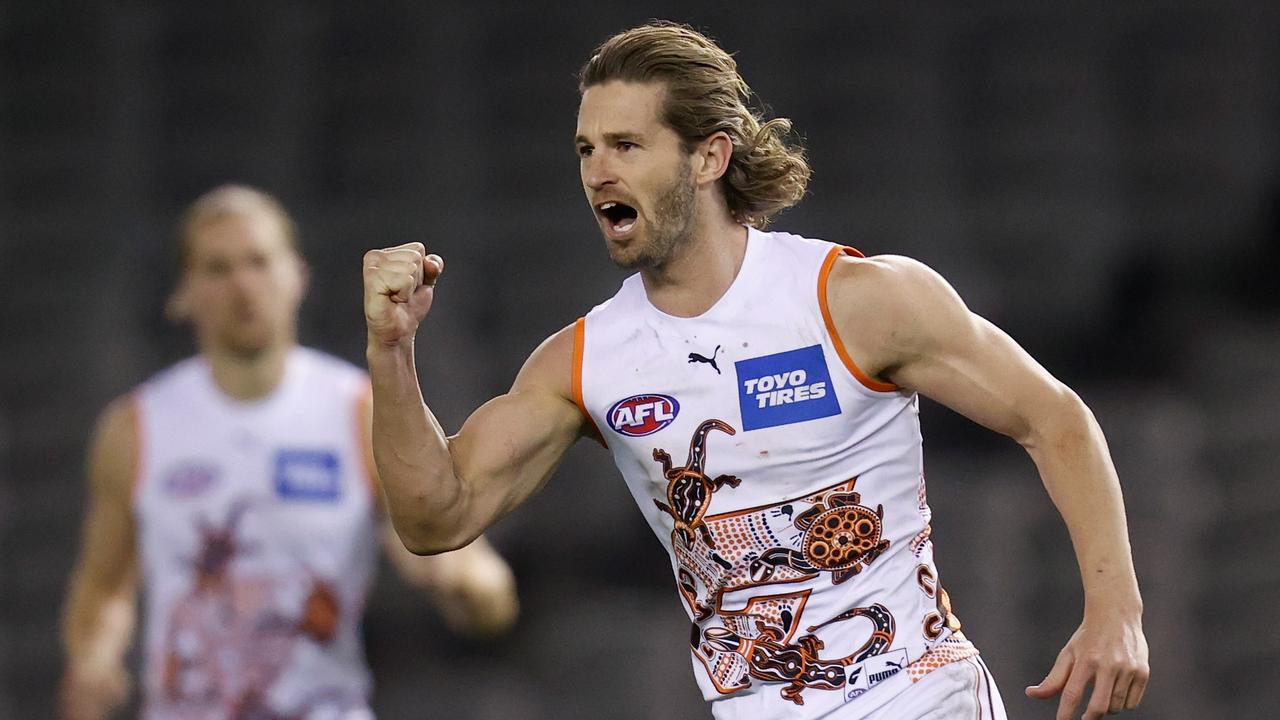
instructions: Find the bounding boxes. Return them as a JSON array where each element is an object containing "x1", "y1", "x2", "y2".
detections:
[
  {"x1": 579, "y1": 22, "x2": 810, "y2": 228},
  {"x1": 177, "y1": 184, "x2": 299, "y2": 269}
]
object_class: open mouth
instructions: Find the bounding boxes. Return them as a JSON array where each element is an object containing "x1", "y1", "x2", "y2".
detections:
[{"x1": 598, "y1": 201, "x2": 639, "y2": 235}]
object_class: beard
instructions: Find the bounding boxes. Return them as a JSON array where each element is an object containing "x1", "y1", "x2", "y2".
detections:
[{"x1": 609, "y1": 156, "x2": 697, "y2": 271}]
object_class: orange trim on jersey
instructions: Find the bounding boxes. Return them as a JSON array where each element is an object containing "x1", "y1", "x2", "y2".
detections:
[
  {"x1": 129, "y1": 392, "x2": 146, "y2": 506},
  {"x1": 352, "y1": 381, "x2": 382, "y2": 508},
  {"x1": 572, "y1": 317, "x2": 607, "y2": 448},
  {"x1": 817, "y1": 245, "x2": 900, "y2": 393}
]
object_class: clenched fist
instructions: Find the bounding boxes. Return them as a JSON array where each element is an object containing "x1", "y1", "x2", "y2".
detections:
[{"x1": 363, "y1": 243, "x2": 444, "y2": 348}]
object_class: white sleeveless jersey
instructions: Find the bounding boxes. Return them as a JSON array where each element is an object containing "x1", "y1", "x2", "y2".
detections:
[
  {"x1": 575, "y1": 228, "x2": 977, "y2": 719},
  {"x1": 133, "y1": 348, "x2": 378, "y2": 720}
]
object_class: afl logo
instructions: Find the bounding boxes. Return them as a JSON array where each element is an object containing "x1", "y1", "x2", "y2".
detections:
[
  {"x1": 607, "y1": 393, "x2": 680, "y2": 437},
  {"x1": 161, "y1": 462, "x2": 220, "y2": 498}
]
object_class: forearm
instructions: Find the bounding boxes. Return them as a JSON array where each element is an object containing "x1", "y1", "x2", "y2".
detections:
[
  {"x1": 382, "y1": 525, "x2": 518, "y2": 636},
  {"x1": 1021, "y1": 389, "x2": 1142, "y2": 614},
  {"x1": 63, "y1": 578, "x2": 135, "y2": 673},
  {"x1": 367, "y1": 341, "x2": 475, "y2": 553}
]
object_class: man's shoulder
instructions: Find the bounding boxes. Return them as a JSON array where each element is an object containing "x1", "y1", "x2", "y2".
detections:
[
  {"x1": 825, "y1": 253, "x2": 974, "y2": 376},
  {"x1": 96, "y1": 393, "x2": 139, "y2": 436},
  {"x1": 87, "y1": 392, "x2": 141, "y2": 498},
  {"x1": 827, "y1": 254, "x2": 944, "y2": 306},
  {"x1": 526, "y1": 323, "x2": 577, "y2": 371},
  {"x1": 512, "y1": 322, "x2": 577, "y2": 399}
]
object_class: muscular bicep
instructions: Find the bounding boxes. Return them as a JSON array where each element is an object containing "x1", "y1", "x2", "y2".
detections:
[
  {"x1": 833, "y1": 256, "x2": 1073, "y2": 444},
  {"x1": 448, "y1": 325, "x2": 587, "y2": 521}
]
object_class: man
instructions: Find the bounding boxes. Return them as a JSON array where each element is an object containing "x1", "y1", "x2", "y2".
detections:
[
  {"x1": 362, "y1": 23, "x2": 1147, "y2": 720},
  {"x1": 61, "y1": 185, "x2": 518, "y2": 720}
]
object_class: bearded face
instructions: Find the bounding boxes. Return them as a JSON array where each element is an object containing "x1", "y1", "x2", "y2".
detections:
[
  {"x1": 609, "y1": 154, "x2": 697, "y2": 270},
  {"x1": 577, "y1": 81, "x2": 703, "y2": 271}
]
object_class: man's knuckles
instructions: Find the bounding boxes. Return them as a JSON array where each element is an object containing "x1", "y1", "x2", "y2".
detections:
[{"x1": 364, "y1": 246, "x2": 426, "y2": 267}]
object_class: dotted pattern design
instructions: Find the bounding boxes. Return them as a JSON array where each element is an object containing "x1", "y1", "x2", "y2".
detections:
[
  {"x1": 906, "y1": 636, "x2": 979, "y2": 684},
  {"x1": 691, "y1": 590, "x2": 811, "y2": 694},
  {"x1": 915, "y1": 474, "x2": 930, "y2": 518},
  {"x1": 910, "y1": 524, "x2": 932, "y2": 557},
  {"x1": 802, "y1": 502, "x2": 884, "y2": 569},
  {"x1": 675, "y1": 477, "x2": 863, "y2": 608},
  {"x1": 676, "y1": 478, "x2": 861, "y2": 693},
  {"x1": 911, "y1": 475, "x2": 933, "y2": 557},
  {"x1": 709, "y1": 651, "x2": 750, "y2": 691}
]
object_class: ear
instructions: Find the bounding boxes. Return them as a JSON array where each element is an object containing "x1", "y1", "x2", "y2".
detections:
[
  {"x1": 295, "y1": 256, "x2": 311, "y2": 300},
  {"x1": 693, "y1": 130, "x2": 733, "y2": 186},
  {"x1": 165, "y1": 277, "x2": 192, "y2": 323}
]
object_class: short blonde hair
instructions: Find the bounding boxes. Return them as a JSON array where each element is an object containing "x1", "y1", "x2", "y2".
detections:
[{"x1": 177, "y1": 184, "x2": 299, "y2": 269}]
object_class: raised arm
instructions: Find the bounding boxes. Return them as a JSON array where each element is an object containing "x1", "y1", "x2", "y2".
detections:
[
  {"x1": 60, "y1": 397, "x2": 141, "y2": 720},
  {"x1": 827, "y1": 254, "x2": 1148, "y2": 720},
  {"x1": 363, "y1": 243, "x2": 586, "y2": 555}
]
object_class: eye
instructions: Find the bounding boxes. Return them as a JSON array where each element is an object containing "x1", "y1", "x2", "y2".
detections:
[
  {"x1": 203, "y1": 259, "x2": 230, "y2": 277},
  {"x1": 577, "y1": 145, "x2": 593, "y2": 158},
  {"x1": 617, "y1": 141, "x2": 636, "y2": 152}
]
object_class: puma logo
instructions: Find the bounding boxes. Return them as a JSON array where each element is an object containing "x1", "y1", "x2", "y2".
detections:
[{"x1": 688, "y1": 345, "x2": 722, "y2": 374}]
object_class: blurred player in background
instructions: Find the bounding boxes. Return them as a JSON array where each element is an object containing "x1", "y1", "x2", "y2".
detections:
[
  {"x1": 362, "y1": 23, "x2": 1147, "y2": 720},
  {"x1": 60, "y1": 185, "x2": 519, "y2": 720}
]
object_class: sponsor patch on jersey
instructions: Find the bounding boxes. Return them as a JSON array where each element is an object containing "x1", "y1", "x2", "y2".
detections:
[
  {"x1": 844, "y1": 648, "x2": 909, "y2": 701},
  {"x1": 162, "y1": 461, "x2": 220, "y2": 498},
  {"x1": 273, "y1": 449, "x2": 342, "y2": 501},
  {"x1": 735, "y1": 345, "x2": 841, "y2": 431},
  {"x1": 606, "y1": 393, "x2": 680, "y2": 437}
]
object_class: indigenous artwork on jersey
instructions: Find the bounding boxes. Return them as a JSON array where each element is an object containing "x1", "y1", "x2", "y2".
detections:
[
  {"x1": 154, "y1": 498, "x2": 357, "y2": 719},
  {"x1": 652, "y1": 420, "x2": 900, "y2": 705},
  {"x1": 652, "y1": 419, "x2": 743, "y2": 549},
  {"x1": 698, "y1": 604, "x2": 896, "y2": 705}
]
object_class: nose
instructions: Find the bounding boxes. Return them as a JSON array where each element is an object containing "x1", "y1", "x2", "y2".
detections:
[
  {"x1": 229, "y1": 263, "x2": 263, "y2": 295},
  {"x1": 582, "y1": 152, "x2": 617, "y2": 193}
]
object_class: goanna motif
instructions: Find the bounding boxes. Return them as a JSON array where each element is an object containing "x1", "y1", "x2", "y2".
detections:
[
  {"x1": 696, "y1": 603, "x2": 896, "y2": 705},
  {"x1": 648, "y1": 422, "x2": 897, "y2": 703},
  {"x1": 652, "y1": 419, "x2": 742, "y2": 549}
]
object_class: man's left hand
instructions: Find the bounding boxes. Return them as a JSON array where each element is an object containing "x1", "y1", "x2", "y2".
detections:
[{"x1": 1025, "y1": 611, "x2": 1149, "y2": 719}]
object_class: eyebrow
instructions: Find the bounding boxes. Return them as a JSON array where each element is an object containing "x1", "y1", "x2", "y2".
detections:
[{"x1": 574, "y1": 131, "x2": 646, "y2": 146}]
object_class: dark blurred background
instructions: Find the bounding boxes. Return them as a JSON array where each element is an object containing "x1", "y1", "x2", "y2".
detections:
[{"x1": 2, "y1": 1, "x2": 1278, "y2": 718}]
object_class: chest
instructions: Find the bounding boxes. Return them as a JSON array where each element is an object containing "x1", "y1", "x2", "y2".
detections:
[
  {"x1": 136, "y1": 402, "x2": 372, "y2": 570},
  {"x1": 593, "y1": 322, "x2": 876, "y2": 508}
]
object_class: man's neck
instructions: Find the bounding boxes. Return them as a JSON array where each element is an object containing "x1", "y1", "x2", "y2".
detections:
[
  {"x1": 640, "y1": 213, "x2": 749, "y2": 318},
  {"x1": 204, "y1": 342, "x2": 294, "y2": 401}
]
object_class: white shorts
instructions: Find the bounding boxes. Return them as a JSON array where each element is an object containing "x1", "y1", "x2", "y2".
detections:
[{"x1": 862, "y1": 655, "x2": 1007, "y2": 720}]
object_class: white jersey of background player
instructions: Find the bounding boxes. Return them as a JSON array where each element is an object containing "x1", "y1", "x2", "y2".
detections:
[
  {"x1": 361, "y1": 23, "x2": 1148, "y2": 720},
  {"x1": 61, "y1": 186, "x2": 518, "y2": 720}
]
